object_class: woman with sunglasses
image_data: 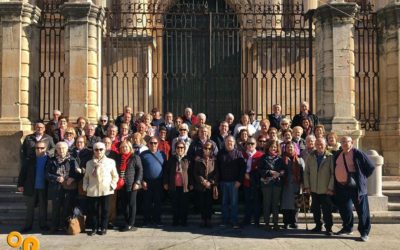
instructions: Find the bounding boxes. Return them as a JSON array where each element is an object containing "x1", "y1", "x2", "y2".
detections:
[
  {"x1": 258, "y1": 140, "x2": 285, "y2": 231},
  {"x1": 171, "y1": 123, "x2": 192, "y2": 155},
  {"x1": 193, "y1": 141, "x2": 219, "y2": 228},
  {"x1": 83, "y1": 142, "x2": 118, "y2": 236},
  {"x1": 163, "y1": 140, "x2": 192, "y2": 226},
  {"x1": 95, "y1": 115, "x2": 109, "y2": 139},
  {"x1": 117, "y1": 140, "x2": 143, "y2": 232}
]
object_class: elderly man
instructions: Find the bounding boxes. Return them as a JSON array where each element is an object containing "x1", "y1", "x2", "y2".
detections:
[
  {"x1": 216, "y1": 136, "x2": 246, "y2": 228},
  {"x1": 22, "y1": 122, "x2": 55, "y2": 164},
  {"x1": 151, "y1": 107, "x2": 164, "y2": 128},
  {"x1": 189, "y1": 113, "x2": 212, "y2": 139},
  {"x1": 115, "y1": 106, "x2": 132, "y2": 128},
  {"x1": 18, "y1": 141, "x2": 50, "y2": 232},
  {"x1": 333, "y1": 136, "x2": 375, "y2": 242},
  {"x1": 248, "y1": 110, "x2": 260, "y2": 131},
  {"x1": 268, "y1": 104, "x2": 285, "y2": 130},
  {"x1": 291, "y1": 101, "x2": 319, "y2": 128},
  {"x1": 85, "y1": 124, "x2": 101, "y2": 150},
  {"x1": 304, "y1": 138, "x2": 334, "y2": 235},
  {"x1": 45, "y1": 109, "x2": 61, "y2": 136},
  {"x1": 183, "y1": 107, "x2": 197, "y2": 127}
]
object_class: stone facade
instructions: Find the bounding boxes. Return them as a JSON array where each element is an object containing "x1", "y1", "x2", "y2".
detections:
[{"x1": 0, "y1": 0, "x2": 399, "y2": 183}]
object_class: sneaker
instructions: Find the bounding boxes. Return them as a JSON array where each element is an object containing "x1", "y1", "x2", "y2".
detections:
[
  {"x1": 360, "y1": 235, "x2": 369, "y2": 242},
  {"x1": 335, "y1": 228, "x2": 353, "y2": 235}
]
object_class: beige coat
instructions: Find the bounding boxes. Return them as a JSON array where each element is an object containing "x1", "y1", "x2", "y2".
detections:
[
  {"x1": 304, "y1": 151, "x2": 334, "y2": 194},
  {"x1": 83, "y1": 156, "x2": 118, "y2": 197}
]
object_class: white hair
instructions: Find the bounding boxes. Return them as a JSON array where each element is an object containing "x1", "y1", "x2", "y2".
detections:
[
  {"x1": 225, "y1": 113, "x2": 234, "y2": 119},
  {"x1": 197, "y1": 113, "x2": 206, "y2": 120},
  {"x1": 306, "y1": 134, "x2": 316, "y2": 142},
  {"x1": 184, "y1": 107, "x2": 193, "y2": 113},
  {"x1": 93, "y1": 142, "x2": 105, "y2": 150},
  {"x1": 56, "y1": 141, "x2": 68, "y2": 149}
]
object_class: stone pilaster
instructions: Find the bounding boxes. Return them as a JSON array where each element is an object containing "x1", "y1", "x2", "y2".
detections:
[
  {"x1": 314, "y1": 2, "x2": 363, "y2": 146},
  {"x1": 0, "y1": 1, "x2": 40, "y2": 131},
  {"x1": 61, "y1": 0, "x2": 104, "y2": 124},
  {"x1": 377, "y1": 3, "x2": 400, "y2": 175}
]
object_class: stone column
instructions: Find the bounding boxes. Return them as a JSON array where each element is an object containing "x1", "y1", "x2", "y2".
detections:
[
  {"x1": 61, "y1": 0, "x2": 104, "y2": 124},
  {"x1": 314, "y1": 2, "x2": 363, "y2": 146},
  {"x1": 366, "y1": 150, "x2": 388, "y2": 211},
  {"x1": 377, "y1": 1, "x2": 400, "y2": 175},
  {"x1": 0, "y1": 0, "x2": 40, "y2": 183},
  {"x1": 0, "y1": 0, "x2": 40, "y2": 131}
]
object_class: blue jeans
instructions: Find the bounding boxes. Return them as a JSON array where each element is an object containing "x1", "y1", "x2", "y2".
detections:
[
  {"x1": 220, "y1": 182, "x2": 239, "y2": 225},
  {"x1": 244, "y1": 186, "x2": 261, "y2": 225},
  {"x1": 335, "y1": 184, "x2": 371, "y2": 236}
]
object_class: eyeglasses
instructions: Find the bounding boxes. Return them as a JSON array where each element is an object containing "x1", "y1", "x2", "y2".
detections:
[
  {"x1": 203, "y1": 147, "x2": 212, "y2": 151},
  {"x1": 76, "y1": 141, "x2": 84, "y2": 144},
  {"x1": 101, "y1": 120, "x2": 107, "y2": 122},
  {"x1": 176, "y1": 146, "x2": 185, "y2": 149},
  {"x1": 179, "y1": 129, "x2": 187, "y2": 131},
  {"x1": 247, "y1": 143, "x2": 255, "y2": 145},
  {"x1": 249, "y1": 113, "x2": 255, "y2": 116},
  {"x1": 282, "y1": 123, "x2": 288, "y2": 125},
  {"x1": 149, "y1": 142, "x2": 158, "y2": 145},
  {"x1": 94, "y1": 148, "x2": 104, "y2": 152},
  {"x1": 258, "y1": 140, "x2": 267, "y2": 143},
  {"x1": 37, "y1": 127, "x2": 45, "y2": 129},
  {"x1": 35, "y1": 147, "x2": 45, "y2": 150}
]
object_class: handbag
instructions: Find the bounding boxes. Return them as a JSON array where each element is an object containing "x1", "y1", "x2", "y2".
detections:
[
  {"x1": 115, "y1": 177, "x2": 125, "y2": 190},
  {"x1": 212, "y1": 185, "x2": 219, "y2": 200},
  {"x1": 67, "y1": 208, "x2": 85, "y2": 235},
  {"x1": 342, "y1": 154, "x2": 357, "y2": 188},
  {"x1": 295, "y1": 192, "x2": 311, "y2": 212}
]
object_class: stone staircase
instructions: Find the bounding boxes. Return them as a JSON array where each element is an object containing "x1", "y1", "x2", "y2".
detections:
[{"x1": 383, "y1": 176, "x2": 400, "y2": 211}]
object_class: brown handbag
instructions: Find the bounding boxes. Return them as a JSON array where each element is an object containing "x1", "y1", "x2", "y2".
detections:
[
  {"x1": 67, "y1": 215, "x2": 85, "y2": 235},
  {"x1": 213, "y1": 185, "x2": 219, "y2": 200}
]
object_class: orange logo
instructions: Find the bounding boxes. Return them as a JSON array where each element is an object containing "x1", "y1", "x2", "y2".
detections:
[{"x1": 7, "y1": 231, "x2": 40, "y2": 250}]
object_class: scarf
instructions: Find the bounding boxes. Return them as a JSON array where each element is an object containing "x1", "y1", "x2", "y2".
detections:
[
  {"x1": 178, "y1": 135, "x2": 188, "y2": 141},
  {"x1": 283, "y1": 151, "x2": 301, "y2": 185},
  {"x1": 176, "y1": 155, "x2": 183, "y2": 172},
  {"x1": 120, "y1": 152, "x2": 132, "y2": 172},
  {"x1": 92, "y1": 155, "x2": 105, "y2": 177},
  {"x1": 64, "y1": 138, "x2": 75, "y2": 148},
  {"x1": 56, "y1": 153, "x2": 70, "y2": 164}
]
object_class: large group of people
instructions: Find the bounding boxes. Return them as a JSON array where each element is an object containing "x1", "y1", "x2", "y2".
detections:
[{"x1": 17, "y1": 102, "x2": 375, "y2": 242}]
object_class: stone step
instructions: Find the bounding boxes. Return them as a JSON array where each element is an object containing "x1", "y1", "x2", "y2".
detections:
[
  {"x1": 0, "y1": 192, "x2": 24, "y2": 203},
  {"x1": 383, "y1": 176, "x2": 400, "y2": 182},
  {"x1": 382, "y1": 181, "x2": 400, "y2": 190},
  {"x1": 0, "y1": 184, "x2": 17, "y2": 193},
  {"x1": 383, "y1": 190, "x2": 400, "y2": 202},
  {"x1": 388, "y1": 202, "x2": 400, "y2": 211}
]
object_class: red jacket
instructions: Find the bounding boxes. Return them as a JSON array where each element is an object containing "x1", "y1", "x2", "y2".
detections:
[
  {"x1": 242, "y1": 150, "x2": 264, "y2": 187},
  {"x1": 158, "y1": 140, "x2": 171, "y2": 160}
]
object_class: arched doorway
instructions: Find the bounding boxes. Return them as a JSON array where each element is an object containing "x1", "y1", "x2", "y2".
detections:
[{"x1": 162, "y1": 0, "x2": 241, "y2": 124}]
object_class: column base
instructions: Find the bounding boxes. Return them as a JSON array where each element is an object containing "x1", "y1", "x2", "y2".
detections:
[
  {"x1": 368, "y1": 196, "x2": 388, "y2": 212},
  {"x1": 0, "y1": 118, "x2": 32, "y2": 132}
]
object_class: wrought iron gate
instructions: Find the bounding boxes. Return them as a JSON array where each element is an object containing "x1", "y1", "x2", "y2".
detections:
[
  {"x1": 102, "y1": 0, "x2": 314, "y2": 122},
  {"x1": 37, "y1": 0, "x2": 65, "y2": 121}
]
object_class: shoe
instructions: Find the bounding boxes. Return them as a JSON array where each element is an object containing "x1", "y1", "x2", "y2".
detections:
[
  {"x1": 273, "y1": 225, "x2": 280, "y2": 231},
  {"x1": 311, "y1": 226, "x2": 322, "y2": 233},
  {"x1": 98, "y1": 229, "x2": 107, "y2": 235},
  {"x1": 232, "y1": 224, "x2": 240, "y2": 229},
  {"x1": 108, "y1": 223, "x2": 115, "y2": 229},
  {"x1": 120, "y1": 225, "x2": 137, "y2": 232},
  {"x1": 289, "y1": 223, "x2": 298, "y2": 229},
  {"x1": 265, "y1": 224, "x2": 271, "y2": 231},
  {"x1": 360, "y1": 235, "x2": 369, "y2": 242},
  {"x1": 335, "y1": 228, "x2": 353, "y2": 235},
  {"x1": 20, "y1": 227, "x2": 32, "y2": 233},
  {"x1": 87, "y1": 230, "x2": 96, "y2": 236},
  {"x1": 282, "y1": 224, "x2": 288, "y2": 229},
  {"x1": 325, "y1": 229, "x2": 333, "y2": 236}
]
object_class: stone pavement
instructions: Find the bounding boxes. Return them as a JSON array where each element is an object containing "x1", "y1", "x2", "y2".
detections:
[{"x1": 1, "y1": 223, "x2": 400, "y2": 250}]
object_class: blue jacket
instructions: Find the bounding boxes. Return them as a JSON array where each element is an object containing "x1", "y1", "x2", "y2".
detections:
[{"x1": 333, "y1": 148, "x2": 375, "y2": 197}]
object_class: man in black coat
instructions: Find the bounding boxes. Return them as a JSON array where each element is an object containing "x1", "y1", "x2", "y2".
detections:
[
  {"x1": 291, "y1": 101, "x2": 319, "y2": 128},
  {"x1": 17, "y1": 141, "x2": 50, "y2": 232},
  {"x1": 21, "y1": 122, "x2": 55, "y2": 164}
]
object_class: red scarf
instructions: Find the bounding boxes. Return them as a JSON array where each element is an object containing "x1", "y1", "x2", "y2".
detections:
[
  {"x1": 119, "y1": 152, "x2": 132, "y2": 172},
  {"x1": 283, "y1": 151, "x2": 301, "y2": 185}
]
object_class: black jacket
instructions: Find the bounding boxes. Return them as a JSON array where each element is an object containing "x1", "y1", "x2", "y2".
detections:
[
  {"x1": 21, "y1": 133, "x2": 55, "y2": 163},
  {"x1": 18, "y1": 155, "x2": 49, "y2": 196},
  {"x1": 70, "y1": 147, "x2": 93, "y2": 170},
  {"x1": 291, "y1": 112, "x2": 319, "y2": 128},
  {"x1": 258, "y1": 154, "x2": 286, "y2": 187},
  {"x1": 268, "y1": 114, "x2": 285, "y2": 130},
  {"x1": 116, "y1": 154, "x2": 143, "y2": 191},
  {"x1": 216, "y1": 148, "x2": 246, "y2": 183},
  {"x1": 163, "y1": 155, "x2": 191, "y2": 192}
]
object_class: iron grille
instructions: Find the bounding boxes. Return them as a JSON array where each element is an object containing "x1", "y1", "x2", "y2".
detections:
[
  {"x1": 354, "y1": 1, "x2": 380, "y2": 131},
  {"x1": 38, "y1": 0, "x2": 65, "y2": 121}
]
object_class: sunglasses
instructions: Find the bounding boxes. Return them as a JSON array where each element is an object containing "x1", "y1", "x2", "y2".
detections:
[
  {"x1": 203, "y1": 147, "x2": 212, "y2": 151},
  {"x1": 247, "y1": 143, "x2": 255, "y2": 145},
  {"x1": 258, "y1": 140, "x2": 267, "y2": 143},
  {"x1": 94, "y1": 148, "x2": 104, "y2": 152},
  {"x1": 35, "y1": 147, "x2": 45, "y2": 150},
  {"x1": 176, "y1": 146, "x2": 185, "y2": 149},
  {"x1": 179, "y1": 129, "x2": 187, "y2": 131},
  {"x1": 149, "y1": 142, "x2": 158, "y2": 145},
  {"x1": 101, "y1": 120, "x2": 107, "y2": 122}
]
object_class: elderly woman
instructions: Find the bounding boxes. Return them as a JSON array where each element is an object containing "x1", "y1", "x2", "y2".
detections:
[
  {"x1": 326, "y1": 131, "x2": 341, "y2": 153},
  {"x1": 129, "y1": 132, "x2": 148, "y2": 155},
  {"x1": 53, "y1": 115, "x2": 69, "y2": 143},
  {"x1": 117, "y1": 141, "x2": 143, "y2": 232},
  {"x1": 236, "y1": 129, "x2": 249, "y2": 151},
  {"x1": 278, "y1": 117, "x2": 291, "y2": 138},
  {"x1": 95, "y1": 115, "x2": 109, "y2": 139},
  {"x1": 258, "y1": 140, "x2": 285, "y2": 231},
  {"x1": 163, "y1": 140, "x2": 192, "y2": 226},
  {"x1": 193, "y1": 141, "x2": 219, "y2": 228},
  {"x1": 142, "y1": 113, "x2": 156, "y2": 137},
  {"x1": 254, "y1": 119, "x2": 270, "y2": 140},
  {"x1": 281, "y1": 141, "x2": 305, "y2": 229},
  {"x1": 171, "y1": 123, "x2": 192, "y2": 155},
  {"x1": 46, "y1": 141, "x2": 81, "y2": 233},
  {"x1": 63, "y1": 127, "x2": 76, "y2": 150},
  {"x1": 83, "y1": 142, "x2": 118, "y2": 236},
  {"x1": 268, "y1": 127, "x2": 282, "y2": 144},
  {"x1": 233, "y1": 114, "x2": 256, "y2": 137},
  {"x1": 280, "y1": 129, "x2": 300, "y2": 155},
  {"x1": 314, "y1": 125, "x2": 326, "y2": 139}
]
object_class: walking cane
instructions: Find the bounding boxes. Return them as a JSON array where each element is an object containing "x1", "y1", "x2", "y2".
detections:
[{"x1": 302, "y1": 193, "x2": 309, "y2": 231}]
